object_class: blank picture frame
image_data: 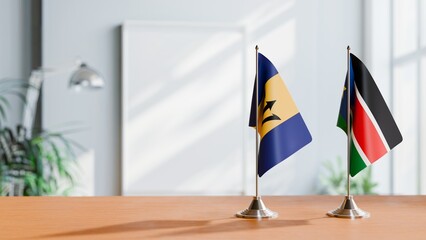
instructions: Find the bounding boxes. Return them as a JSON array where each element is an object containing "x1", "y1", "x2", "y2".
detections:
[{"x1": 121, "y1": 21, "x2": 248, "y2": 195}]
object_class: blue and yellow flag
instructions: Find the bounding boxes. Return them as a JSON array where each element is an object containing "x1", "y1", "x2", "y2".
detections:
[{"x1": 249, "y1": 53, "x2": 312, "y2": 177}]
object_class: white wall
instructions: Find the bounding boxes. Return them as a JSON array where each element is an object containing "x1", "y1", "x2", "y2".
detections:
[
  {"x1": 365, "y1": 0, "x2": 426, "y2": 195},
  {"x1": 42, "y1": 0, "x2": 363, "y2": 195},
  {"x1": 0, "y1": 0, "x2": 31, "y2": 127}
]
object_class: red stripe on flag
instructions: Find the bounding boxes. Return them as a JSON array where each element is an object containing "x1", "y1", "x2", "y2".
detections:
[{"x1": 352, "y1": 97, "x2": 387, "y2": 163}]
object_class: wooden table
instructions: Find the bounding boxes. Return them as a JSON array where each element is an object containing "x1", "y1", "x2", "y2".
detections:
[{"x1": 1, "y1": 196, "x2": 425, "y2": 239}]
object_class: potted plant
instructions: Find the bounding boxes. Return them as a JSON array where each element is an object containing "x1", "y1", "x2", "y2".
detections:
[
  {"x1": 0, "y1": 79, "x2": 80, "y2": 196},
  {"x1": 318, "y1": 156, "x2": 378, "y2": 195}
]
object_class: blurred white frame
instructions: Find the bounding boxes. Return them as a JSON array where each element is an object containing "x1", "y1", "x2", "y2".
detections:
[{"x1": 121, "y1": 21, "x2": 249, "y2": 195}]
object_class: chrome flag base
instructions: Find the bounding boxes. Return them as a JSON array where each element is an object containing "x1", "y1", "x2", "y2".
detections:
[
  {"x1": 327, "y1": 195, "x2": 370, "y2": 219},
  {"x1": 236, "y1": 196, "x2": 278, "y2": 219}
]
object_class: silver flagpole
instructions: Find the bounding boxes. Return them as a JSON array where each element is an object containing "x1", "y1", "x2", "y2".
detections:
[
  {"x1": 327, "y1": 46, "x2": 369, "y2": 219},
  {"x1": 236, "y1": 45, "x2": 277, "y2": 219},
  {"x1": 255, "y1": 45, "x2": 260, "y2": 198},
  {"x1": 346, "y1": 46, "x2": 351, "y2": 198}
]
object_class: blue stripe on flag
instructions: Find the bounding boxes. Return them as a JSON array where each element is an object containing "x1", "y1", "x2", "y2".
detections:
[
  {"x1": 249, "y1": 53, "x2": 279, "y2": 127},
  {"x1": 258, "y1": 113, "x2": 312, "y2": 177},
  {"x1": 257, "y1": 53, "x2": 279, "y2": 104},
  {"x1": 338, "y1": 58, "x2": 355, "y2": 125}
]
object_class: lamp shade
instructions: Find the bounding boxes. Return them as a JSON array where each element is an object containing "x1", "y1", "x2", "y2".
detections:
[{"x1": 69, "y1": 63, "x2": 104, "y2": 90}]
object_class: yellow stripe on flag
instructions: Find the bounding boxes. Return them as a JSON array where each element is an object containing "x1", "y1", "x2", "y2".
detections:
[{"x1": 258, "y1": 74, "x2": 299, "y2": 138}]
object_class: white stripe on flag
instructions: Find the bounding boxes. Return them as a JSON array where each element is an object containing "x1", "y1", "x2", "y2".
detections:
[{"x1": 351, "y1": 129, "x2": 372, "y2": 166}]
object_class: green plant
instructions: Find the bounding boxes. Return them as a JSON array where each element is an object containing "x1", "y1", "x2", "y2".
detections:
[
  {"x1": 0, "y1": 78, "x2": 81, "y2": 196},
  {"x1": 319, "y1": 156, "x2": 378, "y2": 195},
  {"x1": 0, "y1": 126, "x2": 82, "y2": 196}
]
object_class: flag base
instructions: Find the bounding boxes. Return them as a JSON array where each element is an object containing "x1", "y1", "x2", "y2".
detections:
[
  {"x1": 327, "y1": 195, "x2": 370, "y2": 219},
  {"x1": 236, "y1": 196, "x2": 278, "y2": 219}
]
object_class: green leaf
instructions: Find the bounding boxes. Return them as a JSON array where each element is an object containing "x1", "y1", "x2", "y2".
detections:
[
  {"x1": 0, "y1": 106, "x2": 6, "y2": 122},
  {"x1": 24, "y1": 173, "x2": 38, "y2": 195},
  {"x1": 0, "y1": 96, "x2": 11, "y2": 109}
]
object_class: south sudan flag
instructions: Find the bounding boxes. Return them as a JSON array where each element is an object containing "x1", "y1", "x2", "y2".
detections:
[
  {"x1": 249, "y1": 53, "x2": 312, "y2": 177},
  {"x1": 337, "y1": 53, "x2": 403, "y2": 177}
]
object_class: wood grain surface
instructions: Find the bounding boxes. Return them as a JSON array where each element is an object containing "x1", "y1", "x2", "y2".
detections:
[{"x1": 0, "y1": 196, "x2": 425, "y2": 239}]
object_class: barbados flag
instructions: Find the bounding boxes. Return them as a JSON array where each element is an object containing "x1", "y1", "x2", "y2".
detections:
[
  {"x1": 337, "y1": 53, "x2": 402, "y2": 177},
  {"x1": 249, "y1": 53, "x2": 312, "y2": 177}
]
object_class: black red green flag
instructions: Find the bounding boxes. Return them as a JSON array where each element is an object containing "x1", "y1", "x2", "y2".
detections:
[{"x1": 337, "y1": 53, "x2": 403, "y2": 177}]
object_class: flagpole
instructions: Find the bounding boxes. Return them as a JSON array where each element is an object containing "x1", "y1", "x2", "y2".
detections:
[
  {"x1": 255, "y1": 45, "x2": 259, "y2": 198},
  {"x1": 326, "y1": 46, "x2": 369, "y2": 218},
  {"x1": 236, "y1": 45, "x2": 277, "y2": 219},
  {"x1": 346, "y1": 45, "x2": 351, "y2": 197}
]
